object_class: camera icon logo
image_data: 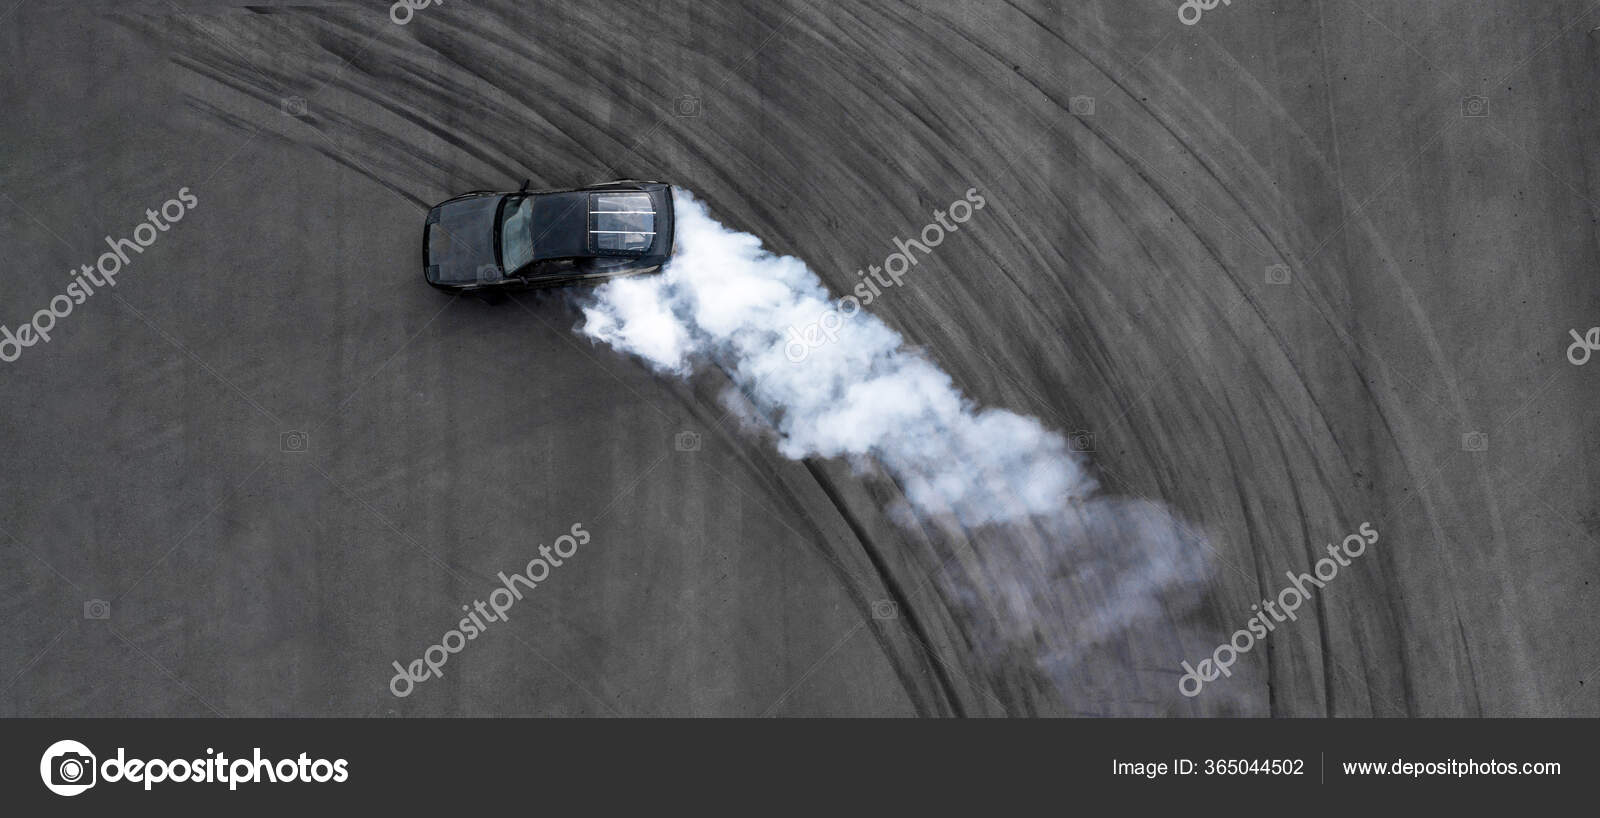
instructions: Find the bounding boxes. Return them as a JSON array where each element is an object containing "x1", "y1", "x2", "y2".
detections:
[
  {"x1": 1069, "y1": 430, "x2": 1095, "y2": 453},
  {"x1": 281, "y1": 431, "x2": 309, "y2": 453},
  {"x1": 476, "y1": 263, "x2": 501, "y2": 284},
  {"x1": 40, "y1": 739, "x2": 97, "y2": 796},
  {"x1": 1069, "y1": 95, "x2": 1095, "y2": 116},
  {"x1": 674, "y1": 94, "x2": 702, "y2": 117},
  {"x1": 1462, "y1": 431, "x2": 1489, "y2": 452},
  {"x1": 1265, "y1": 263, "x2": 1291, "y2": 285},
  {"x1": 871, "y1": 599, "x2": 898, "y2": 620},
  {"x1": 674, "y1": 431, "x2": 702, "y2": 452},
  {"x1": 1462, "y1": 95, "x2": 1489, "y2": 118},
  {"x1": 281, "y1": 96, "x2": 308, "y2": 118},
  {"x1": 84, "y1": 599, "x2": 110, "y2": 620}
]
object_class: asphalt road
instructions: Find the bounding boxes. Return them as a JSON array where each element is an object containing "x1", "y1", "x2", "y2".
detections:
[{"x1": 2, "y1": 0, "x2": 1596, "y2": 716}]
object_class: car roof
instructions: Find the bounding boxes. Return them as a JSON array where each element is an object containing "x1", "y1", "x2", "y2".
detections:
[
  {"x1": 529, "y1": 191, "x2": 591, "y2": 260},
  {"x1": 528, "y1": 186, "x2": 660, "y2": 261}
]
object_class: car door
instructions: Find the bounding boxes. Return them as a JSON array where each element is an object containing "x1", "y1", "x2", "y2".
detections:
[{"x1": 522, "y1": 257, "x2": 583, "y2": 285}]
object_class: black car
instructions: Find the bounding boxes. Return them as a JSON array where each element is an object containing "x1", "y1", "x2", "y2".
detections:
[{"x1": 423, "y1": 180, "x2": 674, "y2": 293}]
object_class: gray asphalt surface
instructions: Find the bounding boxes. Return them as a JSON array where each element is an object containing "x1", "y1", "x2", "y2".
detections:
[{"x1": 2, "y1": 0, "x2": 1596, "y2": 716}]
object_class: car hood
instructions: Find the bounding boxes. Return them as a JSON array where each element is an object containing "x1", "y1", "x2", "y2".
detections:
[{"x1": 425, "y1": 196, "x2": 503, "y2": 285}]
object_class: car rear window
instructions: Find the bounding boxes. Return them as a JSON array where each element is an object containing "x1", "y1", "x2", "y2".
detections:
[{"x1": 589, "y1": 192, "x2": 655, "y2": 253}]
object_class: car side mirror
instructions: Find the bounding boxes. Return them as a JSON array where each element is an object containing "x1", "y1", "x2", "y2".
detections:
[{"x1": 519, "y1": 178, "x2": 531, "y2": 191}]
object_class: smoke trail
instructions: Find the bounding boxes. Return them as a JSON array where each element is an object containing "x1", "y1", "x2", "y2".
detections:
[{"x1": 578, "y1": 189, "x2": 1212, "y2": 706}]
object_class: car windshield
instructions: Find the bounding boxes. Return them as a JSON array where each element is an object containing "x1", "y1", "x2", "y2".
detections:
[
  {"x1": 499, "y1": 195, "x2": 535, "y2": 272},
  {"x1": 589, "y1": 192, "x2": 655, "y2": 252}
]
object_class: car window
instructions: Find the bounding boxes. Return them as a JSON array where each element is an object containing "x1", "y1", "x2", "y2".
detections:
[
  {"x1": 589, "y1": 192, "x2": 654, "y2": 253},
  {"x1": 500, "y1": 196, "x2": 535, "y2": 271}
]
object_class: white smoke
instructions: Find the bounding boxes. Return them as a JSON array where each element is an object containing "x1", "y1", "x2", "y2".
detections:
[
  {"x1": 579, "y1": 190, "x2": 1211, "y2": 706},
  {"x1": 581, "y1": 190, "x2": 1097, "y2": 524}
]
